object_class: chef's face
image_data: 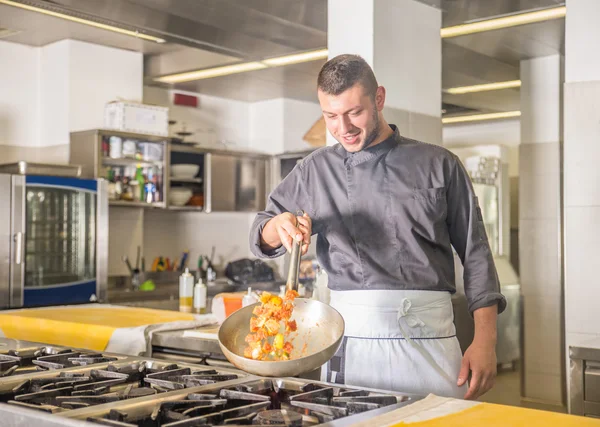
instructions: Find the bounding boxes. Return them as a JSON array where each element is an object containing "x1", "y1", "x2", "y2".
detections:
[{"x1": 318, "y1": 83, "x2": 386, "y2": 153}]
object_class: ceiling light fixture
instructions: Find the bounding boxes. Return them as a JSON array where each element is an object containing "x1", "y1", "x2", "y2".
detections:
[
  {"x1": 441, "y1": 6, "x2": 566, "y2": 38},
  {"x1": 262, "y1": 49, "x2": 329, "y2": 66},
  {"x1": 0, "y1": 0, "x2": 166, "y2": 43},
  {"x1": 442, "y1": 111, "x2": 521, "y2": 124},
  {"x1": 154, "y1": 62, "x2": 268, "y2": 84},
  {"x1": 155, "y1": 48, "x2": 328, "y2": 83},
  {"x1": 444, "y1": 80, "x2": 522, "y2": 94}
]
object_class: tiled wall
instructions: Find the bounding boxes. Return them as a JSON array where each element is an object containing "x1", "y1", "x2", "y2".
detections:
[
  {"x1": 519, "y1": 55, "x2": 564, "y2": 407},
  {"x1": 519, "y1": 142, "x2": 563, "y2": 404},
  {"x1": 143, "y1": 210, "x2": 259, "y2": 275},
  {"x1": 564, "y1": 80, "x2": 600, "y2": 349}
]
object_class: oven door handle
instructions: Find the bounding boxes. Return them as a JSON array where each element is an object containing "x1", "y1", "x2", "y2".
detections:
[{"x1": 14, "y1": 232, "x2": 23, "y2": 265}]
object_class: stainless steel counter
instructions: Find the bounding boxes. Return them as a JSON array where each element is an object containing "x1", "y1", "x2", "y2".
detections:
[
  {"x1": 569, "y1": 343, "x2": 600, "y2": 417},
  {"x1": 106, "y1": 275, "x2": 284, "y2": 310}
]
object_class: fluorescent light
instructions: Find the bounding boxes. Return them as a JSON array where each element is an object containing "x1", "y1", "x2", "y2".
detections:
[
  {"x1": 0, "y1": 0, "x2": 166, "y2": 43},
  {"x1": 444, "y1": 80, "x2": 521, "y2": 95},
  {"x1": 262, "y1": 49, "x2": 329, "y2": 66},
  {"x1": 155, "y1": 48, "x2": 328, "y2": 83},
  {"x1": 155, "y1": 62, "x2": 267, "y2": 84},
  {"x1": 442, "y1": 111, "x2": 521, "y2": 124},
  {"x1": 441, "y1": 6, "x2": 566, "y2": 38}
]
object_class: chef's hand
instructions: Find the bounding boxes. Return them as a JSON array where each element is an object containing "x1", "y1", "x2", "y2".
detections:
[
  {"x1": 260, "y1": 212, "x2": 312, "y2": 255},
  {"x1": 458, "y1": 305, "x2": 498, "y2": 400}
]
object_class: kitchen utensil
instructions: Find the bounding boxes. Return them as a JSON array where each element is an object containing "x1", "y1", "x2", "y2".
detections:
[
  {"x1": 122, "y1": 256, "x2": 133, "y2": 275},
  {"x1": 179, "y1": 251, "x2": 189, "y2": 271},
  {"x1": 170, "y1": 164, "x2": 199, "y2": 178},
  {"x1": 218, "y1": 209, "x2": 345, "y2": 377},
  {"x1": 218, "y1": 298, "x2": 345, "y2": 377},
  {"x1": 135, "y1": 246, "x2": 140, "y2": 271},
  {"x1": 168, "y1": 188, "x2": 193, "y2": 206},
  {"x1": 286, "y1": 210, "x2": 304, "y2": 292}
]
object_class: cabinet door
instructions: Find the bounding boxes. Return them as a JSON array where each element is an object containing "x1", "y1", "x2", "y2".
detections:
[{"x1": 208, "y1": 154, "x2": 266, "y2": 212}]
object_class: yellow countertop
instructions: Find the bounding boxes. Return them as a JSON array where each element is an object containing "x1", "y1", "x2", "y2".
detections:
[
  {"x1": 390, "y1": 403, "x2": 600, "y2": 427},
  {"x1": 0, "y1": 304, "x2": 197, "y2": 351},
  {"x1": 353, "y1": 394, "x2": 600, "y2": 427}
]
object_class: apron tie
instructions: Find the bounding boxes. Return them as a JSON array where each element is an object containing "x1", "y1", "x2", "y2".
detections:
[
  {"x1": 396, "y1": 298, "x2": 425, "y2": 328},
  {"x1": 396, "y1": 298, "x2": 456, "y2": 385}
]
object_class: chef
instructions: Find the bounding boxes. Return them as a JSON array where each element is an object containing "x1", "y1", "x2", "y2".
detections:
[{"x1": 249, "y1": 54, "x2": 506, "y2": 400}]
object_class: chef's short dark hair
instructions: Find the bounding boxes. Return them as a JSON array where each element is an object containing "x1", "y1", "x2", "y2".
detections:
[{"x1": 317, "y1": 54, "x2": 379, "y2": 99}]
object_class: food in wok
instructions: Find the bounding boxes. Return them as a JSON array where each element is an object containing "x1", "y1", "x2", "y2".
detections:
[{"x1": 244, "y1": 289, "x2": 299, "y2": 361}]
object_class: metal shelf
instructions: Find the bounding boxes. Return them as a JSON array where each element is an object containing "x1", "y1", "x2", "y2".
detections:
[
  {"x1": 109, "y1": 200, "x2": 165, "y2": 208},
  {"x1": 167, "y1": 206, "x2": 204, "y2": 212},
  {"x1": 169, "y1": 177, "x2": 203, "y2": 183},
  {"x1": 103, "y1": 158, "x2": 163, "y2": 168}
]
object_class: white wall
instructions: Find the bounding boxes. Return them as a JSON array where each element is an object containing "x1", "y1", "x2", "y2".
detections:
[
  {"x1": 1, "y1": 39, "x2": 142, "y2": 152},
  {"x1": 248, "y1": 98, "x2": 321, "y2": 154},
  {"x1": 443, "y1": 119, "x2": 520, "y2": 177},
  {"x1": 69, "y1": 40, "x2": 143, "y2": 133},
  {"x1": 282, "y1": 99, "x2": 323, "y2": 152},
  {"x1": 0, "y1": 41, "x2": 39, "y2": 147},
  {"x1": 143, "y1": 86, "x2": 250, "y2": 148},
  {"x1": 39, "y1": 41, "x2": 70, "y2": 148},
  {"x1": 249, "y1": 99, "x2": 285, "y2": 154}
]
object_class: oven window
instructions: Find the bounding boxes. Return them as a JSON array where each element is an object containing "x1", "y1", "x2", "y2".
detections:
[{"x1": 24, "y1": 186, "x2": 96, "y2": 287}]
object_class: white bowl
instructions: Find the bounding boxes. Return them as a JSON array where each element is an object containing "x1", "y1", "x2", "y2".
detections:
[
  {"x1": 169, "y1": 188, "x2": 193, "y2": 206},
  {"x1": 171, "y1": 164, "x2": 199, "y2": 179}
]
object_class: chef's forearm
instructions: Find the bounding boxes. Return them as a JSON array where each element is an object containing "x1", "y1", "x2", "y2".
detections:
[{"x1": 473, "y1": 305, "x2": 498, "y2": 345}]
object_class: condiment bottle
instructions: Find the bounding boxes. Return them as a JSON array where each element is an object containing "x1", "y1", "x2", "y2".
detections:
[
  {"x1": 242, "y1": 287, "x2": 258, "y2": 307},
  {"x1": 193, "y1": 278, "x2": 207, "y2": 314},
  {"x1": 179, "y1": 268, "x2": 194, "y2": 313}
]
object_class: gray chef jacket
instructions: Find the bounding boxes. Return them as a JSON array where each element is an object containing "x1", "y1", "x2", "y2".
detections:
[{"x1": 250, "y1": 125, "x2": 506, "y2": 314}]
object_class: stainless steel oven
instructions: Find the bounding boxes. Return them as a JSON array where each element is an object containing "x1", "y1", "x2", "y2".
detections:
[{"x1": 0, "y1": 162, "x2": 108, "y2": 308}]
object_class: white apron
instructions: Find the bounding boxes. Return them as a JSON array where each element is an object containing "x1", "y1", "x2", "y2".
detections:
[{"x1": 321, "y1": 290, "x2": 467, "y2": 399}]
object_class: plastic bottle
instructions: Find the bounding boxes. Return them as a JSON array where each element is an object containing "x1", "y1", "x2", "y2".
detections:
[
  {"x1": 242, "y1": 287, "x2": 258, "y2": 307},
  {"x1": 179, "y1": 268, "x2": 194, "y2": 313},
  {"x1": 193, "y1": 278, "x2": 207, "y2": 314}
]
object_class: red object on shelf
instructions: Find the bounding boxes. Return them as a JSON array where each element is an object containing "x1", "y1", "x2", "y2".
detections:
[{"x1": 173, "y1": 93, "x2": 198, "y2": 107}]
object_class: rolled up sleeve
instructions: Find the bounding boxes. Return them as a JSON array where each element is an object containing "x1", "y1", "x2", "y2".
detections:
[
  {"x1": 446, "y1": 156, "x2": 507, "y2": 315},
  {"x1": 249, "y1": 164, "x2": 309, "y2": 259}
]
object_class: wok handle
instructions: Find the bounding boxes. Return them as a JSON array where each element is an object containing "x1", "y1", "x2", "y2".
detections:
[{"x1": 286, "y1": 210, "x2": 304, "y2": 292}]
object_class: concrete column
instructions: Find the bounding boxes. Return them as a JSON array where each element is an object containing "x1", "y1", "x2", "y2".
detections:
[
  {"x1": 564, "y1": 0, "x2": 600, "y2": 410},
  {"x1": 327, "y1": 0, "x2": 441, "y2": 146},
  {"x1": 519, "y1": 55, "x2": 564, "y2": 408}
]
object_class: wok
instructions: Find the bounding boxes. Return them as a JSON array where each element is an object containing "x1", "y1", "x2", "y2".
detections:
[
  {"x1": 218, "y1": 210, "x2": 345, "y2": 377},
  {"x1": 218, "y1": 298, "x2": 345, "y2": 377}
]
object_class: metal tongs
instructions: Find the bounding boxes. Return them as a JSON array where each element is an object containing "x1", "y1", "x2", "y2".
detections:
[{"x1": 286, "y1": 210, "x2": 304, "y2": 292}]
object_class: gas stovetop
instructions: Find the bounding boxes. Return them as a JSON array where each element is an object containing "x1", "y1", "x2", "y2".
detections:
[
  {"x1": 75, "y1": 378, "x2": 416, "y2": 427},
  {"x1": 0, "y1": 359, "x2": 242, "y2": 416},
  {"x1": 0, "y1": 345, "x2": 127, "y2": 377},
  {"x1": 0, "y1": 339, "x2": 420, "y2": 427}
]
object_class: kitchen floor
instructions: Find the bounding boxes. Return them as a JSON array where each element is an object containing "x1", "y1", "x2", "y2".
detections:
[
  {"x1": 478, "y1": 364, "x2": 521, "y2": 407},
  {"x1": 477, "y1": 363, "x2": 567, "y2": 414}
]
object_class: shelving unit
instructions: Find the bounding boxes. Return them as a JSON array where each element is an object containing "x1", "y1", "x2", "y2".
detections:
[
  {"x1": 103, "y1": 158, "x2": 163, "y2": 168},
  {"x1": 70, "y1": 130, "x2": 271, "y2": 213},
  {"x1": 169, "y1": 177, "x2": 203, "y2": 184},
  {"x1": 167, "y1": 206, "x2": 204, "y2": 212},
  {"x1": 70, "y1": 129, "x2": 168, "y2": 209},
  {"x1": 109, "y1": 200, "x2": 166, "y2": 208}
]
